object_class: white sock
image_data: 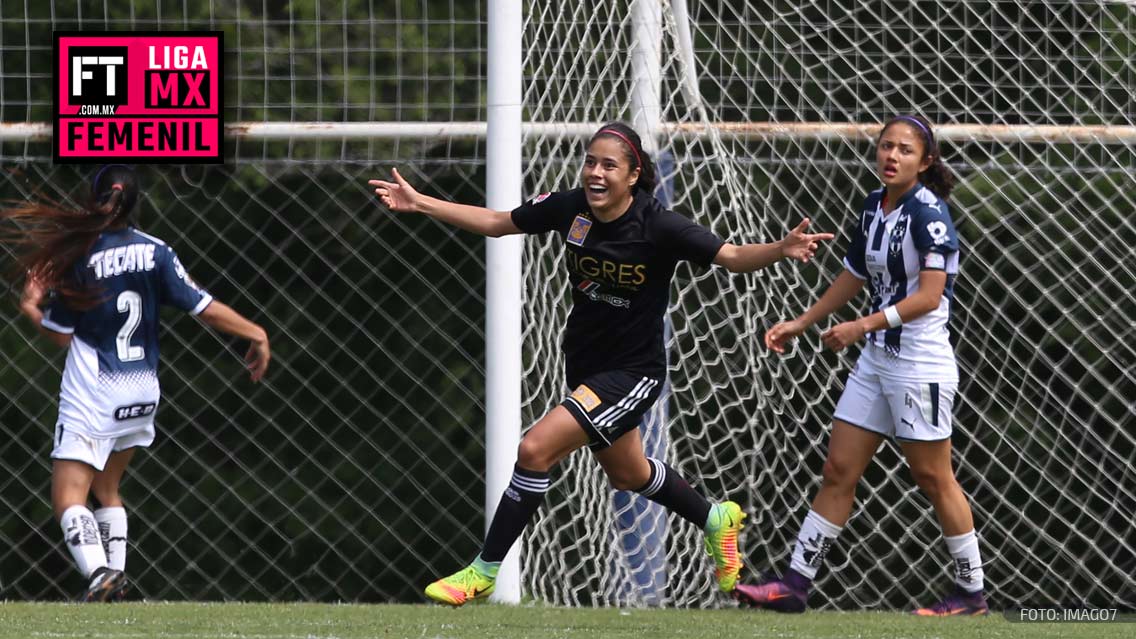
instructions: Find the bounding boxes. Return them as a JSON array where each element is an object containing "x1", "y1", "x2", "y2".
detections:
[
  {"x1": 943, "y1": 530, "x2": 985, "y2": 593},
  {"x1": 789, "y1": 509, "x2": 843, "y2": 580},
  {"x1": 60, "y1": 505, "x2": 107, "y2": 578},
  {"x1": 94, "y1": 507, "x2": 128, "y2": 572}
]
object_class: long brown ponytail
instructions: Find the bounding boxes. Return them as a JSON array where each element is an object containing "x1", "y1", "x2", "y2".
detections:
[{"x1": 2, "y1": 165, "x2": 140, "y2": 309}]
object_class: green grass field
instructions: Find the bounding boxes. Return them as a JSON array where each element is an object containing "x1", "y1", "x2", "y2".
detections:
[{"x1": 0, "y1": 602, "x2": 1130, "y2": 639}]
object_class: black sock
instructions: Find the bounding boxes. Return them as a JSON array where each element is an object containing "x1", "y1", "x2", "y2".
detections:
[
  {"x1": 635, "y1": 457, "x2": 711, "y2": 527},
  {"x1": 479, "y1": 464, "x2": 551, "y2": 563}
]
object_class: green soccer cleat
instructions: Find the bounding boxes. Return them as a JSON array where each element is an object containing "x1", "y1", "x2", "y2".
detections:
[
  {"x1": 699, "y1": 500, "x2": 745, "y2": 591},
  {"x1": 424, "y1": 564, "x2": 496, "y2": 607},
  {"x1": 704, "y1": 501, "x2": 746, "y2": 592}
]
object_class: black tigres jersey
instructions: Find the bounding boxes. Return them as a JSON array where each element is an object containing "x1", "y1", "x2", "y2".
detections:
[{"x1": 511, "y1": 188, "x2": 724, "y2": 384}]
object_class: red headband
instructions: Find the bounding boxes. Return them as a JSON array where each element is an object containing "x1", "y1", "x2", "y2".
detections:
[{"x1": 597, "y1": 128, "x2": 642, "y2": 169}]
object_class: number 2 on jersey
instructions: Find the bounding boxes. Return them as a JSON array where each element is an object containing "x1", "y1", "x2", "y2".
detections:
[{"x1": 116, "y1": 291, "x2": 145, "y2": 362}]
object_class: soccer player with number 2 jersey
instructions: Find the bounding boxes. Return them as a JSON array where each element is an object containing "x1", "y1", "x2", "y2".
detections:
[
  {"x1": 371, "y1": 122, "x2": 834, "y2": 606},
  {"x1": 4, "y1": 165, "x2": 271, "y2": 602},
  {"x1": 736, "y1": 115, "x2": 989, "y2": 616}
]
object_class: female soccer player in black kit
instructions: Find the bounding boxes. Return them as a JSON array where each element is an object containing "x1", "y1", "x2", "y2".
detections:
[{"x1": 371, "y1": 122, "x2": 833, "y2": 605}]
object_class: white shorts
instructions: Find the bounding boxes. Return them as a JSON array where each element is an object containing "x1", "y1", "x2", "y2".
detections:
[
  {"x1": 833, "y1": 353, "x2": 956, "y2": 442},
  {"x1": 51, "y1": 423, "x2": 154, "y2": 471}
]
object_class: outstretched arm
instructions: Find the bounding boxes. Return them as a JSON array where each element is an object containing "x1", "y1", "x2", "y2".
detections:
[
  {"x1": 713, "y1": 219, "x2": 835, "y2": 273},
  {"x1": 197, "y1": 301, "x2": 270, "y2": 382},
  {"x1": 369, "y1": 168, "x2": 522, "y2": 238}
]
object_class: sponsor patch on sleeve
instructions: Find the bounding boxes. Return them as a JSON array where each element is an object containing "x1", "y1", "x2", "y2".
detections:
[
  {"x1": 570, "y1": 384, "x2": 602, "y2": 411},
  {"x1": 923, "y1": 252, "x2": 946, "y2": 270},
  {"x1": 925, "y1": 220, "x2": 949, "y2": 245},
  {"x1": 531, "y1": 192, "x2": 551, "y2": 205}
]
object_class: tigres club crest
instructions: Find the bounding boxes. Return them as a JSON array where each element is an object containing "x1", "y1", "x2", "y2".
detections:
[
  {"x1": 570, "y1": 384, "x2": 602, "y2": 411},
  {"x1": 567, "y1": 215, "x2": 593, "y2": 246}
]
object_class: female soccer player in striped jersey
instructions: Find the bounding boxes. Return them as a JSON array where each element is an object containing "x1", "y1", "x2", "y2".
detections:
[
  {"x1": 735, "y1": 115, "x2": 988, "y2": 616},
  {"x1": 371, "y1": 121, "x2": 834, "y2": 606},
  {"x1": 5, "y1": 165, "x2": 271, "y2": 602}
]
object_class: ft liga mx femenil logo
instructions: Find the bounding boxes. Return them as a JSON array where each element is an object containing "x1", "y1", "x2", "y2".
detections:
[{"x1": 53, "y1": 31, "x2": 223, "y2": 163}]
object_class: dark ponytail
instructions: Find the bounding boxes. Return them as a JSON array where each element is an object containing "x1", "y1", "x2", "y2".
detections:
[
  {"x1": 881, "y1": 115, "x2": 954, "y2": 200},
  {"x1": 90, "y1": 164, "x2": 140, "y2": 221},
  {"x1": 589, "y1": 121, "x2": 658, "y2": 195},
  {"x1": 1, "y1": 165, "x2": 141, "y2": 309}
]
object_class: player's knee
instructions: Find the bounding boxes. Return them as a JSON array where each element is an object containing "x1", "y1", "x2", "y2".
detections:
[
  {"x1": 90, "y1": 483, "x2": 122, "y2": 509},
  {"x1": 909, "y1": 466, "x2": 954, "y2": 499},
  {"x1": 820, "y1": 456, "x2": 859, "y2": 493},
  {"x1": 516, "y1": 437, "x2": 555, "y2": 471}
]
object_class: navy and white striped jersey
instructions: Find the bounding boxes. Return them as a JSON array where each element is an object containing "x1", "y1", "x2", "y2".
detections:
[
  {"x1": 42, "y1": 227, "x2": 213, "y2": 437},
  {"x1": 843, "y1": 184, "x2": 959, "y2": 380}
]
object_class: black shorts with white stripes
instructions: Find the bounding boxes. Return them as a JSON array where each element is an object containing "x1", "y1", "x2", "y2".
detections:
[{"x1": 561, "y1": 370, "x2": 664, "y2": 450}]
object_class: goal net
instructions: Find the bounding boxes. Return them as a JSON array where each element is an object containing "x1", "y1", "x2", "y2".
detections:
[
  {"x1": 517, "y1": 0, "x2": 1135, "y2": 609},
  {"x1": 0, "y1": 0, "x2": 1132, "y2": 610}
]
